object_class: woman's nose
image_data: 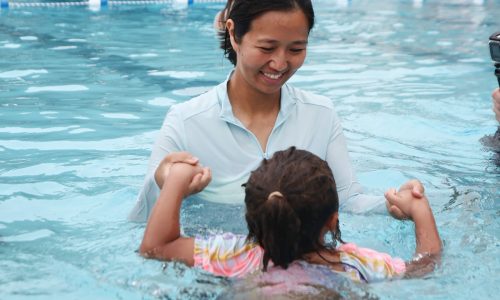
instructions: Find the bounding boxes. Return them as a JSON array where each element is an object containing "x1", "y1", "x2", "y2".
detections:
[{"x1": 269, "y1": 50, "x2": 288, "y2": 72}]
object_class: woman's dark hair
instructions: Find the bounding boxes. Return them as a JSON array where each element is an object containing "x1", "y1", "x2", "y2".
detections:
[
  {"x1": 218, "y1": 0, "x2": 315, "y2": 65},
  {"x1": 244, "y1": 147, "x2": 341, "y2": 271}
]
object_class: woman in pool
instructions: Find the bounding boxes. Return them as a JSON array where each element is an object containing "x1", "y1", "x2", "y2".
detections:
[
  {"x1": 128, "y1": 0, "x2": 425, "y2": 222},
  {"x1": 139, "y1": 147, "x2": 442, "y2": 282}
]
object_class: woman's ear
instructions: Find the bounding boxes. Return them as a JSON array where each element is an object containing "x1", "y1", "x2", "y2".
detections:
[{"x1": 226, "y1": 19, "x2": 239, "y2": 52}]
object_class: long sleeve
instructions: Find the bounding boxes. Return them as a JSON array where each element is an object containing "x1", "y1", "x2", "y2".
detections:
[
  {"x1": 324, "y1": 109, "x2": 385, "y2": 214},
  {"x1": 128, "y1": 106, "x2": 186, "y2": 222}
]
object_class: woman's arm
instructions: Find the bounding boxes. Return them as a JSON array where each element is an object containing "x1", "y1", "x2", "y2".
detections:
[
  {"x1": 139, "y1": 163, "x2": 211, "y2": 265},
  {"x1": 324, "y1": 109, "x2": 386, "y2": 213},
  {"x1": 128, "y1": 107, "x2": 186, "y2": 222},
  {"x1": 323, "y1": 108, "x2": 423, "y2": 215}
]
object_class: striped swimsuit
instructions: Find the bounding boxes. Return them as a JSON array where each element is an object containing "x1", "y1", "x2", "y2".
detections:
[{"x1": 194, "y1": 233, "x2": 406, "y2": 282}]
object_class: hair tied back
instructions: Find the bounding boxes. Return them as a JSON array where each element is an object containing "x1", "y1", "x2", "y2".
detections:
[{"x1": 267, "y1": 191, "x2": 284, "y2": 201}]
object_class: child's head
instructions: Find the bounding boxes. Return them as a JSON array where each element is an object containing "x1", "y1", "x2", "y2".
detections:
[{"x1": 244, "y1": 147, "x2": 342, "y2": 270}]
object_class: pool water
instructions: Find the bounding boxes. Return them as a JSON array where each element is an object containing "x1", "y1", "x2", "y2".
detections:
[{"x1": 0, "y1": 0, "x2": 499, "y2": 299}]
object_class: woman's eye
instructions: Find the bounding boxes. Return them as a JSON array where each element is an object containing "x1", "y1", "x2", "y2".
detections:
[
  {"x1": 290, "y1": 48, "x2": 305, "y2": 53},
  {"x1": 259, "y1": 47, "x2": 273, "y2": 52}
]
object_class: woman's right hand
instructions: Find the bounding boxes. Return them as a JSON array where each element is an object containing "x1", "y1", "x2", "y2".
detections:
[
  {"x1": 493, "y1": 88, "x2": 500, "y2": 123},
  {"x1": 155, "y1": 152, "x2": 211, "y2": 195}
]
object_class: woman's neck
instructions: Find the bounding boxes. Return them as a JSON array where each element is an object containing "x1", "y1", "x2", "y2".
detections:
[
  {"x1": 227, "y1": 71, "x2": 280, "y2": 115},
  {"x1": 226, "y1": 73, "x2": 281, "y2": 152}
]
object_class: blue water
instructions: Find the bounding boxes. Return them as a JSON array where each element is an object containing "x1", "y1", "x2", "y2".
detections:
[{"x1": 0, "y1": 0, "x2": 499, "y2": 299}]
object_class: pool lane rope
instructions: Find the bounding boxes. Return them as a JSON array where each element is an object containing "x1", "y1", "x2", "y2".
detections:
[{"x1": 1, "y1": 0, "x2": 226, "y2": 9}]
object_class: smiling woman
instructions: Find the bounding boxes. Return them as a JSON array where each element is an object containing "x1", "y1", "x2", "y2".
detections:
[
  {"x1": 225, "y1": 8, "x2": 310, "y2": 149},
  {"x1": 128, "y1": 0, "x2": 423, "y2": 223}
]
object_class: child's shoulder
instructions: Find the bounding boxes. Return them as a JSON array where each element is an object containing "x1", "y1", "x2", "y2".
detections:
[
  {"x1": 337, "y1": 243, "x2": 406, "y2": 282},
  {"x1": 193, "y1": 233, "x2": 263, "y2": 278},
  {"x1": 195, "y1": 232, "x2": 254, "y2": 252}
]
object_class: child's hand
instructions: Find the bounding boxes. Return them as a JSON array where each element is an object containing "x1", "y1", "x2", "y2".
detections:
[
  {"x1": 166, "y1": 162, "x2": 211, "y2": 197},
  {"x1": 385, "y1": 189, "x2": 413, "y2": 220},
  {"x1": 385, "y1": 180, "x2": 428, "y2": 220},
  {"x1": 155, "y1": 152, "x2": 200, "y2": 189},
  {"x1": 186, "y1": 165, "x2": 211, "y2": 196}
]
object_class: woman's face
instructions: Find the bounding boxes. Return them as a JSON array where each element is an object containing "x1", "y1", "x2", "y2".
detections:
[{"x1": 229, "y1": 9, "x2": 309, "y2": 97}]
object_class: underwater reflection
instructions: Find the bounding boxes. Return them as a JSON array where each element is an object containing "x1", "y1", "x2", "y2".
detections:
[{"x1": 220, "y1": 261, "x2": 376, "y2": 300}]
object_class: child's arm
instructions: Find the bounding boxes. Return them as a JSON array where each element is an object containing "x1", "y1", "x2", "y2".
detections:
[
  {"x1": 385, "y1": 183, "x2": 442, "y2": 277},
  {"x1": 139, "y1": 162, "x2": 211, "y2": 265}
]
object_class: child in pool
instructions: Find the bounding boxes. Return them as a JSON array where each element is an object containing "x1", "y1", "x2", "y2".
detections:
[{"x1": 139, "y1": 147, "x2": 442, "y2": 282}]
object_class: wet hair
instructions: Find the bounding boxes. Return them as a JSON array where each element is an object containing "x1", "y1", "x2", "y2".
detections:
[
  {"x1": 218, "y1": 0, "x2": 315, "y2": 65},
  {"x1": 244, "y1": 147, "x2": 342, "y2": 271}
]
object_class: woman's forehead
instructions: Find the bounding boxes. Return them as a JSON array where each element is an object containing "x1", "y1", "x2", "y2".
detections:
[{"x1": 245, "y1": 9, "x2": 310, "y2": 42}]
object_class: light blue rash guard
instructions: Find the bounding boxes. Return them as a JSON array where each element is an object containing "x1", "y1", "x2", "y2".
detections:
[{"x1": 129, "y1": 78, "x2": 384, "y2": 222}]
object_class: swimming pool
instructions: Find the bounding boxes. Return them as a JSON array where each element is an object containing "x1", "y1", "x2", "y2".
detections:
[{"x1": 0, "y1": 0, "x2": 499, "y2": 298}]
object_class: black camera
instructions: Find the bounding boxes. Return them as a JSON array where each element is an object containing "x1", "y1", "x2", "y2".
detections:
[
  {"x1": 489, "y1": 32, "x2": 500, "y2": 87},
  {"x1": 490, "y1": 32, "x2": 500, "y2": 62}
]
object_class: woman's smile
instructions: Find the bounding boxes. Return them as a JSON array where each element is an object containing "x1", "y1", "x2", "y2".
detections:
[
  {"x1": 261, "y1": 71, "x2": 285, "y2": 80},
  {"x1": 260, "y1": 70, "x2": 287, "y2": 86}
]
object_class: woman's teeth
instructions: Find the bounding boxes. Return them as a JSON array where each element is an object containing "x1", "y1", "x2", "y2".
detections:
[{"x1": 262, "y1": 72, "x2": 283, "y2": 80}]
